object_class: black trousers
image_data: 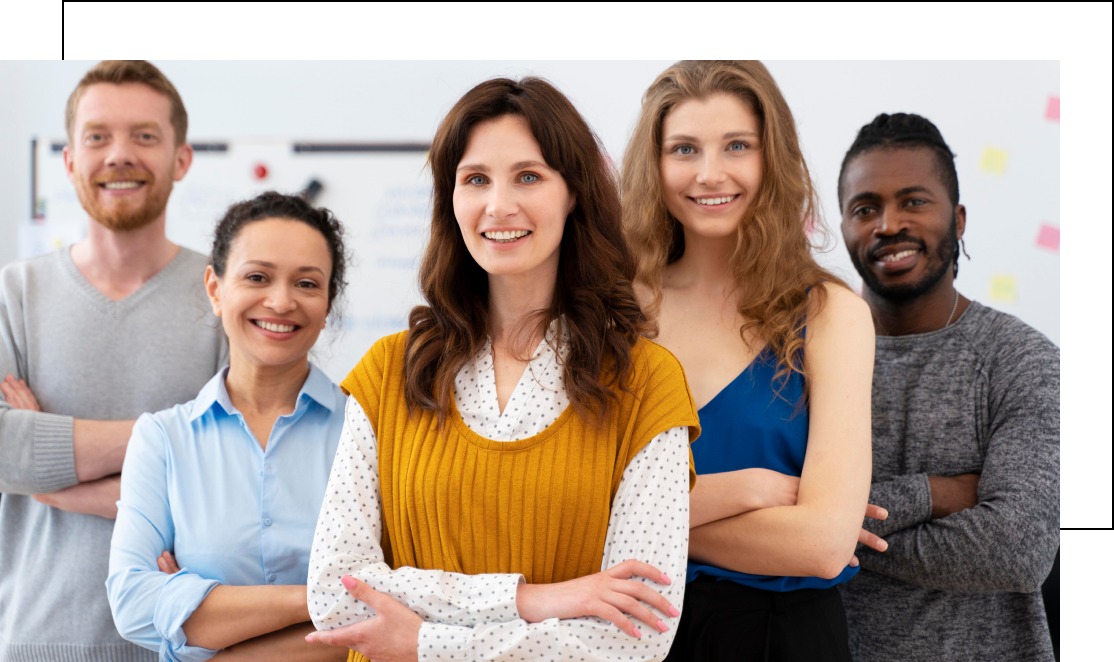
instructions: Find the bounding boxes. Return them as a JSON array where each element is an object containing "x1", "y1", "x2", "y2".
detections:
[{"x1": 664, "y1": 577, "x2": 853, "y2": 662}]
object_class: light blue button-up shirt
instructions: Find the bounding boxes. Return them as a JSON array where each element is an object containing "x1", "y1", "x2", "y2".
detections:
[{"x1": 107, "y1": 364, "x2": 345, "y2": 662}]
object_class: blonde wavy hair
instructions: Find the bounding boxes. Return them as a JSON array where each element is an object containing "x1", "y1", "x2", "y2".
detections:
[{"x1": 622, "y1": 60, "x2": 847, "y2": 400}]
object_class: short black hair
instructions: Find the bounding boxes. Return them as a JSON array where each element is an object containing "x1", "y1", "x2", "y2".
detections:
[
  {"x1": 837, "y1": 112, "x2": 959, "y2": 209},
  {"x1": 210, "y1": 191, "x2": 350, "y2": 315}
]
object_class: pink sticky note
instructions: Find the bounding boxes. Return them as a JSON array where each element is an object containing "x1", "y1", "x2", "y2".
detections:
[
  {"x1": 1045, "y1": 96, "x2": 1059, "y2": 121},
  {"x1": 1036, "y1": 224, "x2": 1059, "y2": 252}
]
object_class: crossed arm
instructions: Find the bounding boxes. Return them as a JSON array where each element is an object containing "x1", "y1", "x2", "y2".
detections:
[
  {"x1": 1, "y1": 374, "x2": 133, "y2": 517},
  {"x1": 687, "y1": 285, "x2": 879, "y2": 579}
]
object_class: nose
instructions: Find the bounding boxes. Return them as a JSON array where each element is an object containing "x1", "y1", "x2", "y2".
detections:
[
  {"x1": 264, "y1": 284, "x2": 297, "y2": 314},
  {"x1": 695, "y1": 152, "x2": 728, "y2": 187},
  {"x1": 873, "y1": 202, "x2": 909, "y2": 237},
  {"x1": 103, "y1": 136, "x2": 139, "y2": 169},
  {"x1": 484, "y1": 180, "x2": 519, "y2": 222}
]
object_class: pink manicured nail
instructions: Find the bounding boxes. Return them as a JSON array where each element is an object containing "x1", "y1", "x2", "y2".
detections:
[
  {"x1": 657, "y1": 619, "x2": 668, "y2": 632},
  {"x1": 305, "y1": 635, "x2": 315, "y2": 643},
  {"x1": 660, "y1": 573, "x2": 672, "y2": 584},
  {"x1": 341, "y1": 575, "x2": 356, "y2": 589},
  {"x1": 632, "y1": 627, "x2": 642, "y2": 639},
  {"x1": 668, "y1": 606, "x2": 680, "y2": 617}
]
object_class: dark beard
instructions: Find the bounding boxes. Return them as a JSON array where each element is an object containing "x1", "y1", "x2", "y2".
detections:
[{"x1": 851, "y1": 216, "x2": 957, "y2": 303}]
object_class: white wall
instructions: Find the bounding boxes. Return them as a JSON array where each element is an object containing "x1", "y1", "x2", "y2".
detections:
[{"x1": 0, "y1": 60, "x2": 1059, "y2": 343}]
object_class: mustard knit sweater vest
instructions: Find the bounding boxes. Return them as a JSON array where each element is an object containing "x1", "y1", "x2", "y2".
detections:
[{"x1": 339, "y1": 332, "x2": 698, "y2": 657}]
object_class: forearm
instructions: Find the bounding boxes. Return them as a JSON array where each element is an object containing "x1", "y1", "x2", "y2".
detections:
[
  {"x1": 858, "y1": 500, "x2": 1060, "y2": 592},
  {"x1": 73, "y1": 418, "x2": 134, "y2": 481},
  {"x1": 690, "y1": 503, "x2": 862, "y2": 580},
  {"x1": 0, "y1": 408, "x2": 76, "y2": 493},
  {"x1": 863, "y1": 474, "x2": 932, "y2": 537},
  {"x1": 33, "y1": 474, "x2": 119, "y2": 518},
  {"x1": 183, "y1": 585, "x2": 310, "y2": 651},
  {"x1": 689, "y1": 470, "x2": 759, "y2": 527},
  {"x1": 212, "y1": 622, "x2": 348, "y2": 662}
]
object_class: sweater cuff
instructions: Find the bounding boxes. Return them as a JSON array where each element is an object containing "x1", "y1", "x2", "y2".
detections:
[
  {"x1": 34, "y1": 413, "x2": 77, "y2": 492},
  {"x1": 419, "y1": 622, "x2": 472, "y2": 662},
  {"x1": 866, "y1": 473, "x2": 932, "y2": 537}
]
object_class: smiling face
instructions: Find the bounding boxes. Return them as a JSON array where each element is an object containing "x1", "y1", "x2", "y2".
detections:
[
  {"x1": 205, "y1": 219, "x2": 333, "y2": 371},
  {"x1": 452, "y1": 114, "x2": 575, "y2": 282},
  {"x1": 64, "y1": 82, "x2": 192, "y2": 232},
  {"x1": 840, "y1": 147, "x2": 965, "y2": 301},
  {"x1": 659, "y1": 93, "x2": 763, "y2": 241}
]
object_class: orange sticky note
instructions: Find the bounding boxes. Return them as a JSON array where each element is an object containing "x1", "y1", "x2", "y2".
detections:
[
  {"x1": 989, "y1": 275, "x2": 1017, "y2": 303},
  {"x1": 1036, "y1": 224, "x2": 1059, "y2": 252},
  {"x1": 980, "y1": 147, "x2": 1008, "y2": 175},
  {"x1": 1045, "y1": 96, "x2": 1059, "y2": 122}
]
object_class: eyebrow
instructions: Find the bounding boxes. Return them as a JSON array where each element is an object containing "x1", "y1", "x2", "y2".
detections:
[
  {"x1": 663, "y1": 131, "x2": 759, "y2": 142},
  {"x1": 845, "y1": 186, "x2": 936, "y2": 207},
  {"x1": 243, "y1": 260, "x2": 326, "y2": 275},
  {"x1": 456, "y1": 160, "x2": 549, "y2": 174}
]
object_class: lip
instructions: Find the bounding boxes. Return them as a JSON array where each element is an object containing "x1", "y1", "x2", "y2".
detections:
[
  {"x1": 250, "y1": 317, "x2": 302, "y2": 339},
  {"x1": 687, "y1": 194, "x2": 740, "y2": 210},
  {"x1": 480, "y1": 228, "x2": 532, "y2": 251},
  {"x1": 870, "y1": 245, "x2": 923, "y2": 274}
]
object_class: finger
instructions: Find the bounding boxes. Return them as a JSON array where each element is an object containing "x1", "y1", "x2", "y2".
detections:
[
  {"x1": 865, "y1": 504, "x2": 889, "y2": 520},
  {"x1": 591, "y1": 601, "x2": 641, "y2": 639},
  {"x1": 609, "y1": 578, "x2": 680, "y2": 618},
  {"x1": 604, "y1": 593, "x2": 669, "y2": 633},
  {"x1": 850, "y1": 555, "x2": 860, "y2": 567},
  {"x1": 305, "y1": 620, "x2": 371, "y2": 647},
  {"x1": 606, "y1": 559, "x2": 671, "y2": 585},
  {"x1": 858, "y1": 528, "x2": 888, "y2": 552}
]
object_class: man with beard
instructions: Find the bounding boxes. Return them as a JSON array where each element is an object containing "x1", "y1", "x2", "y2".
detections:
[
  {"x1": 0, "y1": 61, "x2": 225, "y2": 661},
  {"x1": 835, "y1": 112, "x2": 1059, "y2": 662}
]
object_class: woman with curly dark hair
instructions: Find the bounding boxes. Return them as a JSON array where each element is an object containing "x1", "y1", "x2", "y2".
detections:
[
  {"x1": 106, "y1": 191, "x2": 352, "y2": 660},
  {"x1": 306, "y1": 77, "x2": 700, "y2": 662}
]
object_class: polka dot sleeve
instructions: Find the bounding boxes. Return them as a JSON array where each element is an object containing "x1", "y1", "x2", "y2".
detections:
[
  {"x1": 307, "y1": 396, "x2": 524, "y2": 631},
  {"x1": 417, "y1": 425, "x2": 692, "y2": 662}
]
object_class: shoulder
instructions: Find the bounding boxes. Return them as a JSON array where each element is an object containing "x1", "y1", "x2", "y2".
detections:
[
  {"x1": 630, "y1": 337, "x2": 686, "y2": 382},
  {"x1": 341, "y1": 330, "x2": 409, "y2": 396},
  {"x1": 174, "y1": 246, "x2": 212, "y2": 272},
  {"x1": 958, "y1": 302, "x2": 1059, "y2": 378},
  {"x1": 806, "y1": 282, "x2": 874, "y2": 345},
  {"x1": 0, "y1": 251, "x2": 63, "y2": 295}
]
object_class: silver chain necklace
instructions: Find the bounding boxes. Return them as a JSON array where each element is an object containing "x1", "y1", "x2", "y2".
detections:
[{"x1": 944, "y1": 290, "x2": 959, "y2": 327}]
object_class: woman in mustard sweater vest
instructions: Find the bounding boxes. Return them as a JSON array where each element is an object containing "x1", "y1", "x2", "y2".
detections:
[{"x1": 303, "y1": 77, "x2": 700, "y2": 662}]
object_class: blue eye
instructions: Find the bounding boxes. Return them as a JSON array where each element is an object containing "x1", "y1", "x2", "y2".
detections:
[
  {"x1": 676, "y1": 145, "x2": 695, "y2": 155},
  {"x1": 728, "y1": 142, "x2": 747, "y2": 151},
  {"x1": 521, "y1": 173, "x2": 539, "y2": 184},
  {"x1": 467, "y1": 175, "x2": 487, "y2": 186}
]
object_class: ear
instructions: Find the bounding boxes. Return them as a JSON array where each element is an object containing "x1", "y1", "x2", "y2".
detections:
[
  {"x1": 954, "y1": 204, "x2": 966, "y2": 241},
  {"x1": 565, "y1": 193, "x2": 577, "y2": 217},
  {"x1": 62, "y1": 145, "x2": 76, "y2": 185},
  {"x1": 204, "y1": 265, "x2": 222, "y2": 317},
  {"x1": 173, "y1": 142, "x2": 194, "y2": 182}
]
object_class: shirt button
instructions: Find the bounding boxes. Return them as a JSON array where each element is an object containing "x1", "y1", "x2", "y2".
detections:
[
  {"x1": 267, "y1": 574, "x2": 276, "y2": 583},
  {"x1": 264, "y1": 518, "x2": 273, "y2": 526}
]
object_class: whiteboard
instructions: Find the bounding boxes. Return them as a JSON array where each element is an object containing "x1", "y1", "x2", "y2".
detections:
[{"x1": 29, "y1": 139, "x2": 431, "y2": 383}]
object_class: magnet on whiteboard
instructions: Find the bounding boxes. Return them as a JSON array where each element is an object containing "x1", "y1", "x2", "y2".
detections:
[{"x1": 254, "y1": 164, "x2": 269, "y2": 180}]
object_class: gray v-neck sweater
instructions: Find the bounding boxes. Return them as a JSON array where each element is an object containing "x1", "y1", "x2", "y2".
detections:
[
  {"x1": 0, "y1": 247, "x2": 227, "y2": 662},
  {"x1": 839, "y1": 301, "x2": 1059, "y2": 662}
]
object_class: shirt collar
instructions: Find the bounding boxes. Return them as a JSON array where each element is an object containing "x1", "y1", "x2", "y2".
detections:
[{"x1": 189, "y1": 363, "x2": 336, "y2": 421}]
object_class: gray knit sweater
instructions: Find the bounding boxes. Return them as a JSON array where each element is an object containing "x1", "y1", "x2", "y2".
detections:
[
  {"x1": 839, "y1": 301, "x2": 1059, "y2": 662},
  {"x1": 0, "y1": 247, "x2": 226, "y2": 662}
]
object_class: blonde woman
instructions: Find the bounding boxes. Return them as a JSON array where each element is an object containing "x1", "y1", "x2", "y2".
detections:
[{"x1": 622, "y1": 60, "x2": 885, "y2": 661}]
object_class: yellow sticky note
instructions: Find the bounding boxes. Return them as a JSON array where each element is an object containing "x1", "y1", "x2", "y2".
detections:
[
  {"x1": 980, "y1": 146, "x2": 1008, "y2": 175},
  {"x1": 989, "y1": 274, "x2": 1017, "y2": 303}
]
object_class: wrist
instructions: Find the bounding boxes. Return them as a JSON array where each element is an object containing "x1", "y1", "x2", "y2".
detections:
[{"x1": 286, "y1": 585, "x2": 310, "y2": 624}]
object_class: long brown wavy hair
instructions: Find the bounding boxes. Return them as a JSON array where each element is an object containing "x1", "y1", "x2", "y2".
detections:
[
  {"x1": 405, "y1": 77, "x2": 649, "y2": 422},
  {"x1": 622, "y1": 60, "x2": 847, "y2": 400}
]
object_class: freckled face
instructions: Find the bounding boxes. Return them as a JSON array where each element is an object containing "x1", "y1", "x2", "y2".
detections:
[
  {"x1": 452, "y1": 115, "x2": 575, "y2": 279},
  {"x1": 659, "y1": 93, "x2": 763, "y2": 240},
  {"x1": 206, "y1": 219, "x2": 333, "y2": 369}
]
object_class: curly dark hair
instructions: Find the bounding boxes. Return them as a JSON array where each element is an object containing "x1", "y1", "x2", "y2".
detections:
[{"x1": 210, "y1": 191, "x2": 350, "y2": 314}]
